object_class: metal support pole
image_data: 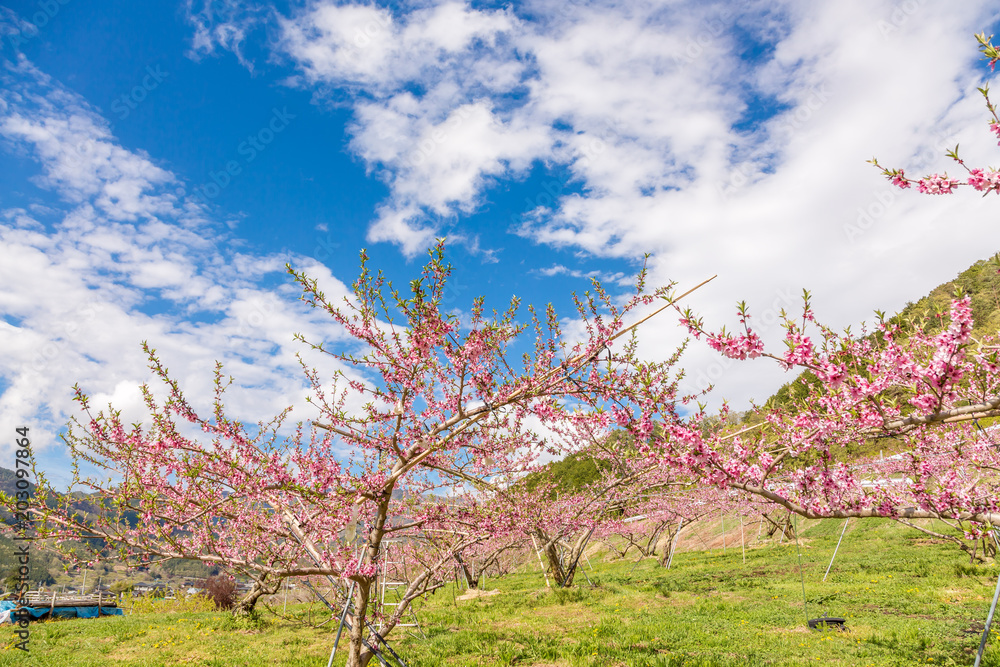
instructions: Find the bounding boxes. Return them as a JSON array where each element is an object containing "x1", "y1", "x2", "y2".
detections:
[
  {"x1": 303, "y1": 579, "x2": 390, "y2": 667},
  {"x1": 740, "y1": 518, "x2": 746, "y2": 565},
  {"x1": 974, "y1": 567, "x2": 1000, "y2": 667},
  {"x1": 328, "y1": 580, "x2": 357, "y2": 667},
  {"x1": 793, "y1": 515, "x2": 808, "y2": 626},
  {"x1": 627, "y1": 552, "x2": 644, "y2": 576},
  {"x1": 778, "y1": 512, "x2": 789, "y2": 544},
  {"x1": 666, "y1": 521, "x2": 684, "y2": 570},
  {"x1": 530, "y1": 535, "x2": 550, "y2": 588},
  {"x1": 823, "y1": 519, "x2": 849, "y2": 582},
  {"x1": 285, "y1": 525, "x2": 406, "y2": 667}
]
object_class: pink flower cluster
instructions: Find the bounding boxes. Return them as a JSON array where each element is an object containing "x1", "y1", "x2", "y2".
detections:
[
  {"x1": 916, "y1": 174, "x2": 959, "y2": 194},
  {"x1": 966, "y1": 168, "x2": 1000, "y2": 193},
  {"x1": 781, "y1": 331, "x2": 814, "y2": 369},
  {"x1": 705, "y1": 331, "x2": 764, "y2": 360}
]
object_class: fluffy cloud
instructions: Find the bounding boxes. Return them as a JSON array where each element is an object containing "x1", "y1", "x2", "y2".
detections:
[
  {"x1": 188, "y1": 0, "x2": 1000, "y2": 412},
  {"x1": 0, "y1": 57, "x2": 355, "y2": 487},
  {"x1": 277, "y1": 1, "x2": 550, "y2": 255}
]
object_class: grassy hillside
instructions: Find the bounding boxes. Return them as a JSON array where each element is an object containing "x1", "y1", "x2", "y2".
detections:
[
  {"x1": 768, "y1": 252, "x2": 1000, "y2": 411},
  {"x1": 894, "y1": 253, "x2": 1000, "y2": 337},
  {"x1": 526, "y1": 253, "x2": 1000, "y2": 488}
]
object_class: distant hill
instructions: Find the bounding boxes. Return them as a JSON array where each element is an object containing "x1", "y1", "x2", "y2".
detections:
[
  {"x1": 0, "y1": 466, "x2": 36, "y2": 498},
  {"x1": 768, "y1": 252, "x2": 1000, "y2": 410},
  {"x1": 526, "y1": 253, "x2": 1000, "y2": 486},
  {"x1": 893, "y1": 253, "x2": 1000, "y2": 337}
]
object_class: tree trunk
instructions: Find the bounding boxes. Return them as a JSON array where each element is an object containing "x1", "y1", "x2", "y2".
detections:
[
  {"x1": 232, "y1": 577, "x2": 278, "y2": 617},
  {"x1": 644, "y1": 522, "x2": 666, "y2": 558},
  {"x1": 658, "y1": 522, "x2": 680, "y2": 567},
  {"x1": 762, "y1": 512, "x2": 795, "y2": 540},
  {"x1": 344, "y1": 578, "x2": 375, "y2": 667},
  {"x1": 455, "y1": 552, "x2": 478, "y2": 589},
  {"x1": 542, "y1": 537, "x2": 570, "y2": 587},
  {"x1": 344, "y1": 492, "x2": 392, "y2": 667},
  {"x1": 536, "y1": 528, "x2": 594, "y2": 587}
]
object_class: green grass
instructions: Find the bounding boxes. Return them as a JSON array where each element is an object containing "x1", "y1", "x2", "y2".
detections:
[{"x1": 2, "y1": 519, "x2": 1000, "y2": 665}]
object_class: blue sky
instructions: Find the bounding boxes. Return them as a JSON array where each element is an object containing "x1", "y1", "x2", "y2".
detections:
[{"x1": 2, "y1": 0, "x2": 1000, "y2": 486}]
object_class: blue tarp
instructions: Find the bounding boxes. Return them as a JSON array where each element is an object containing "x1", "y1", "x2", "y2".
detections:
[{"x1": 0, "y1": 600, "x2": 123, "y2": 622}]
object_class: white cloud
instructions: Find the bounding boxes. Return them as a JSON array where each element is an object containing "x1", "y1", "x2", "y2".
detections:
[
  {"x1": 188, "y1": 0, "x2": 1000, "y2": 410},
  {"x1": 535, "y1": 264, "x2": 632, "y2": 286},
  {"x1": 184, "y1": 0, "x2": 269, "y2": 70},
  {"x1": 0, "y1": 56, "x2": 358, "y2": 488},
  {"x1": 276, "y1": 1, "x2": 548, "y2": 256},
  {"x1": 278, "y1": 2, "x2": 515, "y2": 90}
]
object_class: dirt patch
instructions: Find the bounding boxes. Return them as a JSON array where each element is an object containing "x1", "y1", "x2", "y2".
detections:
[
  {"x1": 962, "y1": 621, "x2": 985, "y2": 635},
  {"x1": 939, "y1": 588, "x2": 986, "y2": 604},
  {"x1": 456, "y1": 588, "x2": 501, "y2": 601}
]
